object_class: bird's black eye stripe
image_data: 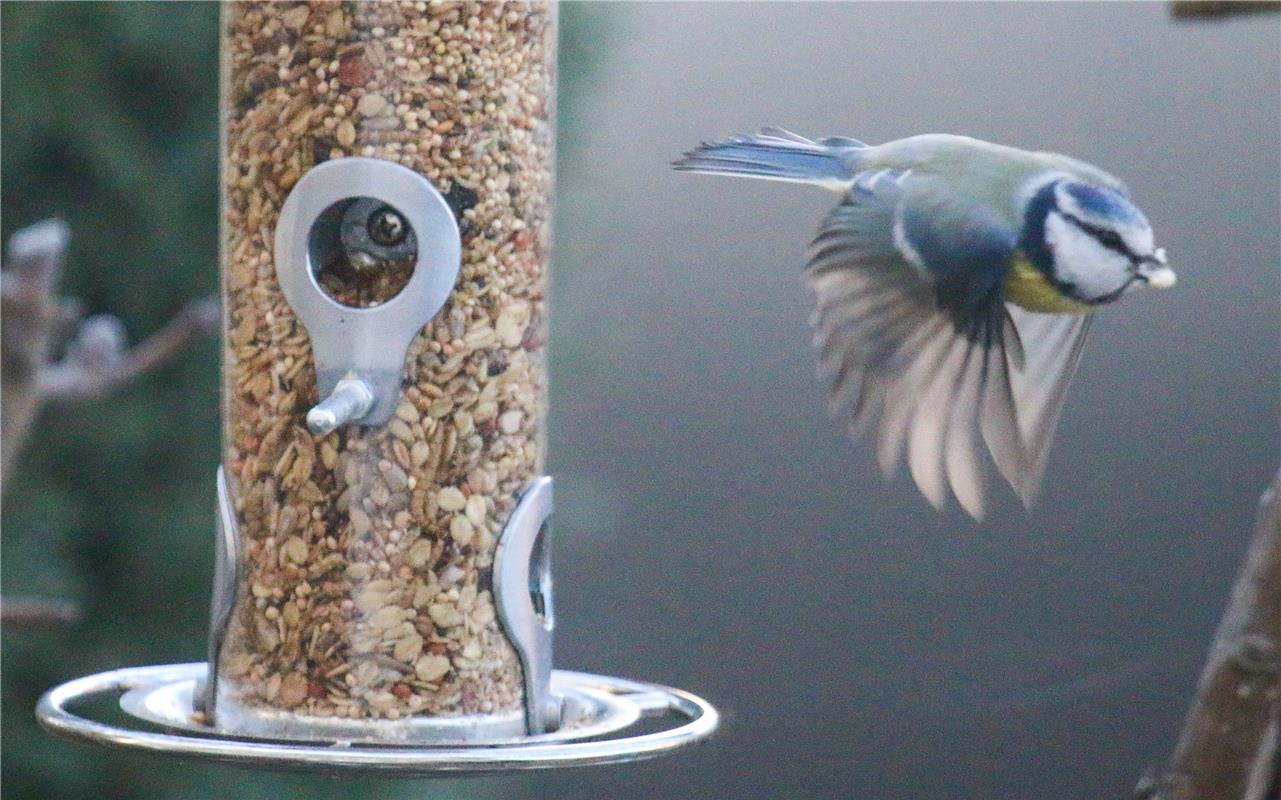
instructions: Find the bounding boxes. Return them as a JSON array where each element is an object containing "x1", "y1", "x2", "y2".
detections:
[{"x1": 1062, "y1": 212, "x2": 1135, "y2": 260}]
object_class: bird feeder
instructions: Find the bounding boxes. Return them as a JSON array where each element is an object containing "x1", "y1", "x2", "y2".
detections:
[{"x1": 37, "y1": 1, "x2": 716, "y2": 773}]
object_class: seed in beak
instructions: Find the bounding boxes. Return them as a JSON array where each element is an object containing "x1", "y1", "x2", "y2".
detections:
[
  {"x1": 1144, "y1": 265, "x2": 1177, "y2": 289},
  {"x1": 1135, "y1": 248, "x2": 1175, "y2": 289}
]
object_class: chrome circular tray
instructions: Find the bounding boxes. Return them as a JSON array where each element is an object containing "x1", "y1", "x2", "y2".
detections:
[{"x1": 37, "y1": 663, "x2": 718, "y2": 776}]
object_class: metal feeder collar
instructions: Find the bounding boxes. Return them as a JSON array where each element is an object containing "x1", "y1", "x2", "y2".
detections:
[{"x1": 35, "y1": 155, "x2": 719, "y2": 774}]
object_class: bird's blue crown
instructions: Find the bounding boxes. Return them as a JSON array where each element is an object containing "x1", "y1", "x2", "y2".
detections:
[{"x1": 1019, "y1": 178, "x2": 1148, "y2": 278}]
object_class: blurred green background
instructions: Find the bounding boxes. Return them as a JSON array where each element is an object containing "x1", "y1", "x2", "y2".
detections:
[{"x1": 1, "y1": 4, "x2": 224, "y2": 798}]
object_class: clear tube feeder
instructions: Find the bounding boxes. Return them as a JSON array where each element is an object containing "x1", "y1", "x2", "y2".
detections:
[{"x1": 36, "y1": 1, "x2": 716, "y2": 774}]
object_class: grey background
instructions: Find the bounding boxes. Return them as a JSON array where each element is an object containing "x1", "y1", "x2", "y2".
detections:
[
  {"x1": 542, "y1": 3, "x2": 1279, "y2": 799},
  {"x1": 2, "y1": 3, "x2": 1276, "y2": 799}
]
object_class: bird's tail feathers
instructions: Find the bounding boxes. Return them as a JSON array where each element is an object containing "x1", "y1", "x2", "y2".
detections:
[{"x1": 673, "y1": 128, "x2": 866, "y2": 192}]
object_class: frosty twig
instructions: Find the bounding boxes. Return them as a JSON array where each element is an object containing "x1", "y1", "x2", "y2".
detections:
[
  {"x1": 1, "y1": 219, "x2": 217, "y2": 629},
  {"x1": 1, "y1": 219, "x2": 217, "y2": 486},
  {"x1": 39, "y1": 297, "x2": 218, "y2": 402}
]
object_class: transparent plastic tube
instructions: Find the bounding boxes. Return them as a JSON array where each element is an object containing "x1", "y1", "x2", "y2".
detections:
[{"x1": 217, "y1": 0, "x2": 554, "y2": 740}]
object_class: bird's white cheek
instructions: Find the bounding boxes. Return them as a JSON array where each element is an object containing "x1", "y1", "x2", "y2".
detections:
[
  {"x1": 1124, "y1": 225, "x2": 1155, "y2": 257},
  {"x1": 1045, "y1": 213, "x2": 1131, "y2": 300}
]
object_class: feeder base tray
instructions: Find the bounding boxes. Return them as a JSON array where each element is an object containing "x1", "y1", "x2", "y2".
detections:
[{"x1": 37, "y1": 663, "x2": 718, "y2": 776}]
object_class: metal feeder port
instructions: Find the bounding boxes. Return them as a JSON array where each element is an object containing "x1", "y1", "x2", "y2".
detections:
[{"x1": 37, "y1": 1, "x2": 716, "y2": 774}]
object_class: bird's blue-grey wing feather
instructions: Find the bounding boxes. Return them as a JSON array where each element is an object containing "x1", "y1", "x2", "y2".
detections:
[
  {"x1": 807, "y1": 172, "x2": 1079, "y2": 517},
  {"x1": 1003, "y1": 307, "x2": 1093, "y2": 502}
]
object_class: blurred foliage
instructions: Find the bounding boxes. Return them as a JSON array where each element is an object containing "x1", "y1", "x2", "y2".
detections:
[{"x1": 0, "y1": 3, "x2": 607, "y2": 798}]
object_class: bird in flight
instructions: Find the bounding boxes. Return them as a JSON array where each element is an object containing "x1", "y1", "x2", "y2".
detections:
[{"x1": 675, "y1": 129, "x2": 1175, "y2": 519}]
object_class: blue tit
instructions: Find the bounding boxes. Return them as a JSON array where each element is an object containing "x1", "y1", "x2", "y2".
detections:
[{"x1": 674, "y1": 129, "x2": 1175, "y2": 519}]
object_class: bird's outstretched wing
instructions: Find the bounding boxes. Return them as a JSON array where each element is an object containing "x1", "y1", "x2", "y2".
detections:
[
  {"x1": 1003, "y1": 307, "x2": 1093, "y2": 503},
  {"x1": 807, "y1": 172, "x2": 1091, "y2": 518}
]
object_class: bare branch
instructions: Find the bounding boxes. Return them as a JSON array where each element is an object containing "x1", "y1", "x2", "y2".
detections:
[
  {"x1": 4, "y1": 218, "x2": 70, "y2": 294},
  {"x1": 0, "y1": 596, "x2": 82, "y2": 629},
  {"x1": 39, "y1": 296, "x2": 219, "y2": 402},
  {"x1": 1, "y1": 219, "x2": 217, "y2": 487},
  {"x1": 1, "y1": 220, "x2": 219, "y2": 633},
  {"x1": 2, "y1": 220, "x2": 72, "y2": 483},
  {"x1": 1147, "y1": 470, "x2": 1281, "y2": 800}
]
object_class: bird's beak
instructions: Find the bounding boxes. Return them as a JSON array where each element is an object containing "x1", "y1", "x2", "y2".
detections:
[{"x1": 1136, "y1": 247, "x2": 1176, "y2": 289}]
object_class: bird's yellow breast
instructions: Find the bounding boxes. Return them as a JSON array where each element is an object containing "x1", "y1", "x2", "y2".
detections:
[{"x1": 1002, "y1": 254, "x2": 1091, "y2": 314}]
